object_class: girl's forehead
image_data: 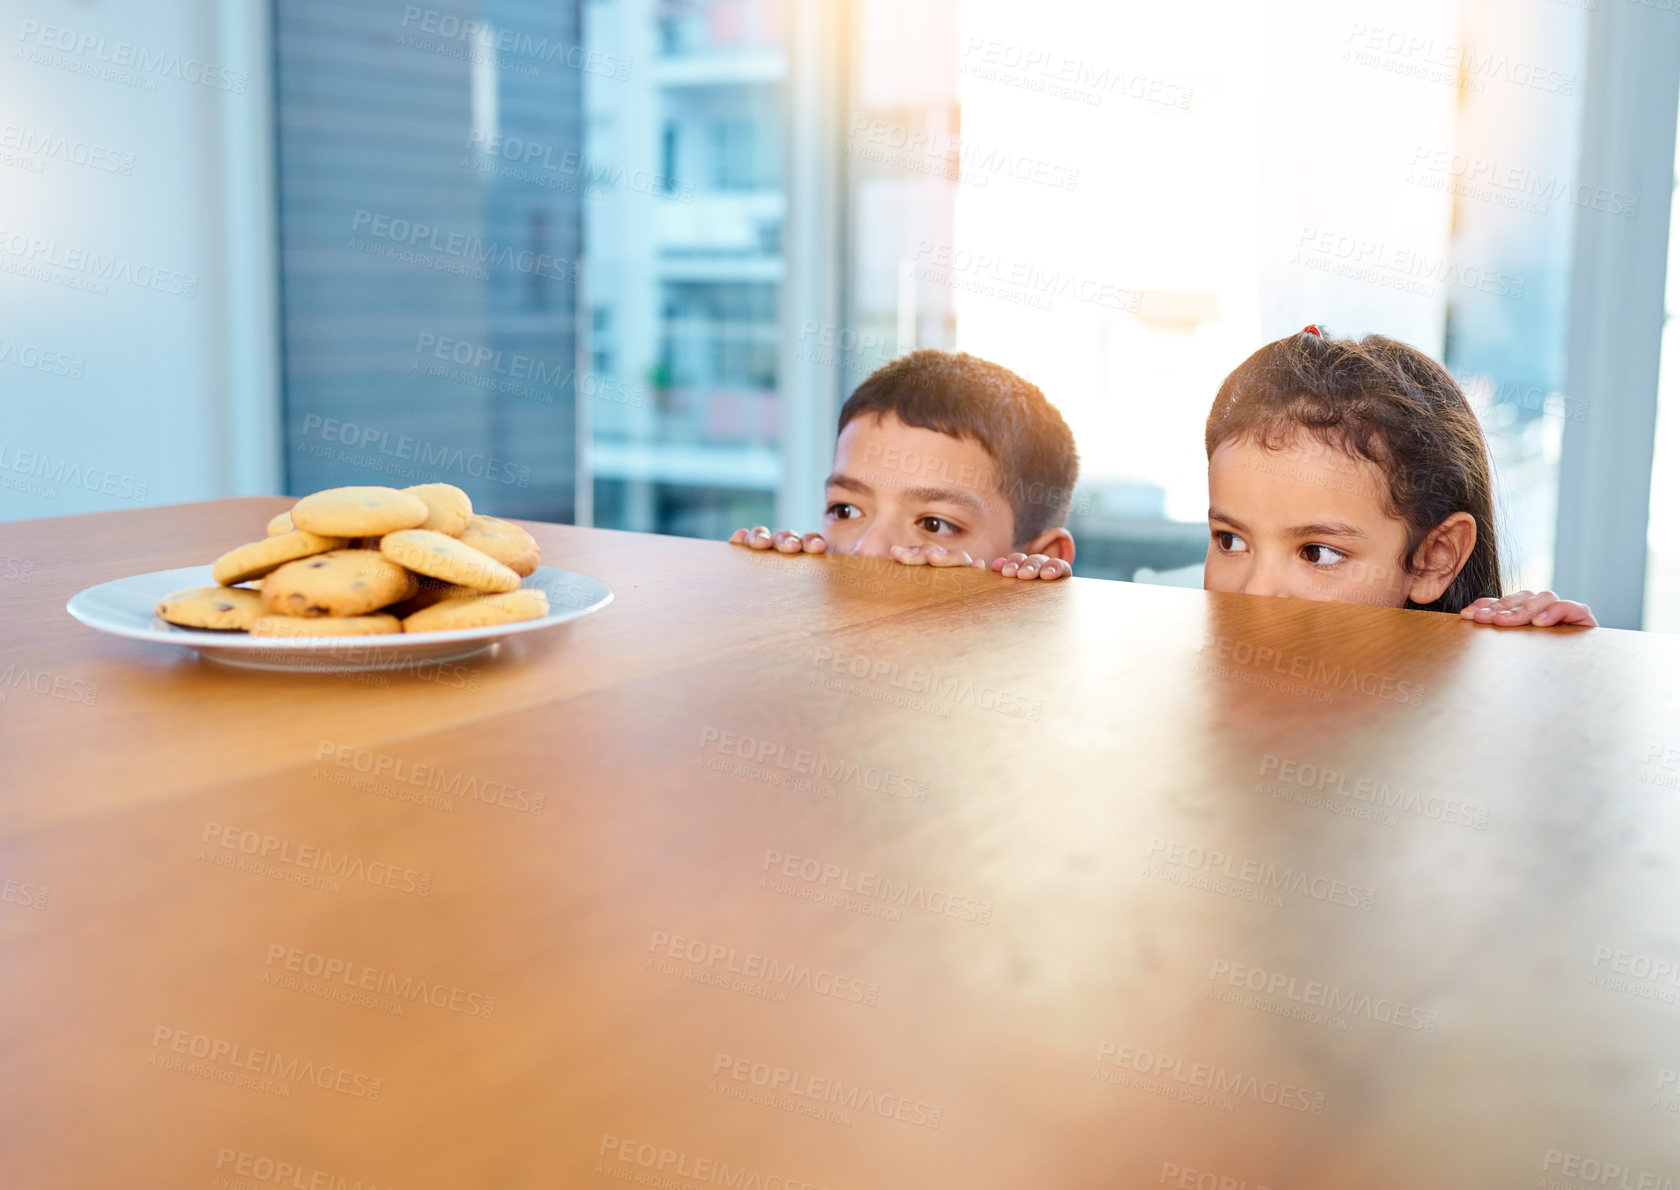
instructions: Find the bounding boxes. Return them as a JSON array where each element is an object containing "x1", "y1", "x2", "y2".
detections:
[
  {"x1": 1208, "y1": 437, "x2": 1394, "y2": 528},
  {"x1": 1210, "y1": 434, "x2": 1374, "y2": 474}
]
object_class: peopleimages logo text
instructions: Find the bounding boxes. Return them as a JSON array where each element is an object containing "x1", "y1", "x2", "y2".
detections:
[
  {"x1": 16, "y1": 20, "x2": 248, "y2": 92},
  {"x1": 299, "y1": 415, "x2": 532, "y2": 488},
  {"x1": 1145, "y1": 837, "x2": 1375, "y2": 911},
  {"x1": 0, "y1": 229, "x2": 199, "y2": 297},
  {"x1": 1095, "y1": 1041, "x2": 1326, "y2": 1114},
  {"x1": 647, "y1": 930, "x2": 880, "y2": 1005},
  {"x1": 399, "y1": 7, "x2": 631, "y2": 79},
  {"x1": 349, "y1": 209, "x2": 577, "y2": 281},
  {"x1": 150, "y1": 1026, "x2": 381, "y2": 1098},
  {"x1": 1200, "y1": 634, "x2": 1424, "y2": 707}
]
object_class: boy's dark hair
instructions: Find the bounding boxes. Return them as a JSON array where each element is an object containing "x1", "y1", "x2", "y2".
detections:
[
  {"x1": 837, "y1": 349, "x2": 1080, "y2": 546},
  {"x1": 1205, "y1": 329, "x2": 1501, "y2": 614}
]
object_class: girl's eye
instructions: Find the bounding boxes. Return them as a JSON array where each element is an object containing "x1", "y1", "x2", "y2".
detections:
[
  {"x1": 1302, "y1": 544, "x2": 1347, "y2": 567},
  {"x1": 1213, "y1": 530, "x2": 1247, "y2": 554},
  {"x1": 917, "y1": 516, "x2": 959, "y2": 536},
  {"x1": 826, "y1": 502, "x2": 861, "y2": 520}
]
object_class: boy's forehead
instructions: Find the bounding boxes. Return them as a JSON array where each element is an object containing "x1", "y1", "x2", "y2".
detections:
[{"x1": 832, "y1": 413, "x2": 1001, "y2": 492}]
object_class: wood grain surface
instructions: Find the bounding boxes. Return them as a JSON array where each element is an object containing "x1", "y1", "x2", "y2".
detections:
[{"x1": 2, "y1": 497, "x2": 1678, "y2": 1190}]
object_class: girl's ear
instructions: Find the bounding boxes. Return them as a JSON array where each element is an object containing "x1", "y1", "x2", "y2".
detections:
[{"x1": 1407, "y1": 512, "x2": 1477, "y2": 605}]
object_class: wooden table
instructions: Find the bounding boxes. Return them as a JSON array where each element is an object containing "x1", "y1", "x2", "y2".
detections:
[{"x1": 3, "y1": 497, "x2": 1678, "y2": 1190}]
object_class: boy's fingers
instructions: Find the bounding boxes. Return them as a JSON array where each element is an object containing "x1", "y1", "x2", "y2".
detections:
[
  {"x1": 927, "y1": 547, "x2": 977, "y2": 567},
  {"x1": 730, "y1": 527, "x2": 823, "y2": 555},
  {"x1": 890, "y1": 545, "x2": 929, "y2": 567},
  {"x1": 997, "y1": 552, "x2": 1027, "y2": 576},
  {"x1": 1008, "y1": 553, "x2": 1069, "y2": 579}
]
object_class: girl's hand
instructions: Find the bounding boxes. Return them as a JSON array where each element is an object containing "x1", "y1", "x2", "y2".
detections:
[
  {"x1": 1461, "y1": 590, "x2": 1597, "y2": 628},
  {"x1": 728, "y1": 527, "x2": 828, "y2": 554},
  {"x1": 991, "y1": 553, "x2": 1071, "y2": 581},
  {"x1": 888, "y1": 545, "x2": 986, "y2": 568}
]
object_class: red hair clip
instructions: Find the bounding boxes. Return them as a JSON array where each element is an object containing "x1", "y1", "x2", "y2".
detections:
[{"x1": 1302, "y1": 324, "x2": 1322, "y2": 337}]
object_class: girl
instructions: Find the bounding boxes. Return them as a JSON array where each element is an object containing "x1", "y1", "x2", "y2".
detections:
[{"x1": 1202, "y1": 326, "x2": 1595, "y2": 627}]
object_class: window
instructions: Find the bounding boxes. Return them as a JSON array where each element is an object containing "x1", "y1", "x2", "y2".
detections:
[
  {"x1": 268, "y1": 0, "x2": 1675, "y2": 625},
  {"x1": 1644, "y1": 87, "x2": 1680, "y2": 633},
  {"x1": 581, "y1": 0, "x2": 790, "y2": 535},
  {"x1": 949, "y1": 0, "x2": 1590, "y2": 587},
  {"x1": 273, "y1": 0, "x2": 584, "y2": 521}
]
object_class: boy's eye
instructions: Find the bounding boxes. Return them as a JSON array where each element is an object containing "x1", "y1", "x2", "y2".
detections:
[
  {"x1": 916, "y1": 516, "x2": 960, "y2": 536},
  {"x1": 1212, "y1": 530, "x2": 1247, "y2": 554},
  {"x1": 826, "y1": 502, "x2": 861, "y2": 520},
  {"x1": 1302, "y1": 544, "x2": 1347, "y2": 566}
]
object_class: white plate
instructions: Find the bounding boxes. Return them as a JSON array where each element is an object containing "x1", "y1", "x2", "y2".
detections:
[{"x1": 66, "y1": 565, "x2": 613, "y2": 673}]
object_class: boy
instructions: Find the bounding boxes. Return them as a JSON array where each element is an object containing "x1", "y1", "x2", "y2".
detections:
[{"x1": 729, "y1": 349, "x2": 1078, "y2": 580}]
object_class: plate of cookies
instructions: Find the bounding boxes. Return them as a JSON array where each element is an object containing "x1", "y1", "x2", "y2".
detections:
[{"x1": 65, "y1": 485, "x2": 613, "y2": 673}]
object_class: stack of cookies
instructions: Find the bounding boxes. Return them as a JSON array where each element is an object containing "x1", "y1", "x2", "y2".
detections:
[{"x1": 154, "y1": 484, "x2": 549, "y2": 636}]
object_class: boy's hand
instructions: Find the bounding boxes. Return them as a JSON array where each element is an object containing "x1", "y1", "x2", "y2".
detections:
[
  {"x1": 1460, "y1": 590, "x2": 1597, "y2": 628},
  {"x1": 888, "y1": 545, "x2": 987, "y2": 568},
  {"x1": 728, "y1": 527, "x2": 828, "y2": 554},
  {"x1": 991, "y1": 552, "x2": 1072, "y2": 581}
]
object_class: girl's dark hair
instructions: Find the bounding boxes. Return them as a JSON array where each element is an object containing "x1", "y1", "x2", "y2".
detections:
[{"x1": 1204, "y1": 329, "x2": 1501, "y2": 613}]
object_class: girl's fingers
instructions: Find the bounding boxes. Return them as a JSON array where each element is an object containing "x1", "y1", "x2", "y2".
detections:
[
  {"x1": 1494, "y1": 590, "x2": 1552, "y2": 623},
  {"x1": 1566, "y1": 601, "x2": 1598, "y2": 627},
  {"x1": 1468, "y1": 590, "x2": 1535, "y2": 624},
  {"x1": 773, "y1": 531, "x2": 803, "y2": 553},
  {"x1": 1534, "y1": 598, "x2": 1596, "y2": 627},
  {"x1": 800, "y1": 533, "x2": 828, "y2": 554},
  {"x1": 1466, "y1": 590, "x2": 1594, "y2": 627},
  {"x1": 890, "y1": 545, "x2": 929, "y2": 567},
  {"x1": 1466, "y1": 593, "x2": 1530, "y2": 624}
]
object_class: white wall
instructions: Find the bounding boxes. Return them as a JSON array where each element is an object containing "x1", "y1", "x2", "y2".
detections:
[{"x1": 0, "y1": 0, "x2": 278, "y2": 522}]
